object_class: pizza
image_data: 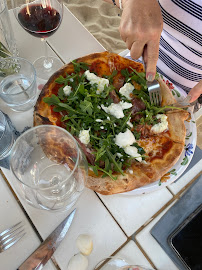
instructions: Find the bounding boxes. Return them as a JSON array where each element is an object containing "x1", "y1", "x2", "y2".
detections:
[{"x1": 34, "y1": 51, "x2": 189, "y2": 195}]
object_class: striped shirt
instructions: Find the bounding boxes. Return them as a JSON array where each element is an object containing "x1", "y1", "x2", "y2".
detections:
[
  {"x1": 157, "y1": 0, "x2": 202, "y2": 93},
  {"x1": 126, "y1": 0, "x2": 202, "y2": 93}
]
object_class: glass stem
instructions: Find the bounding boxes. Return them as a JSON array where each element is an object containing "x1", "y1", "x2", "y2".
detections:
[{"x1": 41, "y1": 38, "x2": 53, "y2": 69}]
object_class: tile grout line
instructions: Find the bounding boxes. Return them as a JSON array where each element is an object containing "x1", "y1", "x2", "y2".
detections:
[
  {"x1": 1, "y1": 169, "x2": 200, "y2": 270},
  {"x1": 95, "y1": 191, "x2": 128, "y2": 238},
  {"x1": 0, "y1": 169, "x2": 61, "y2": 270},
  {"x1": 46, "y1": 41, "x2": 66, "y2": 64},
  {"x1": 94, "y1": 192, "x2": 157, "y2": 269},
  {"x1": 95, "y1": 238, "x2": 133, "y2": 270},
  {"x1": 131, "y1": 172, "x2": 202, "y2": 270},
  {"x1": 132, "y1": 238, "x2": 157, "y2": 270},
  {"x1": 134, "y1": 171, "x2": 202, "y2": 236},
  {"x1": 166, "y1": 186, "x2": 175, "y2": 196},
  {"x1": 95, "y1": 173, "x2": 201, "y2": 269}
]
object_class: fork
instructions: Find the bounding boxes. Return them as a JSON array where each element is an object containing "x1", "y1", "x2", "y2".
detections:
[
  {"x1": 147, "y1": 79, "x2": 162, "y2": 106},
  {"x1": 0, "y1": 221, "x2": 26, "y2": 253}
]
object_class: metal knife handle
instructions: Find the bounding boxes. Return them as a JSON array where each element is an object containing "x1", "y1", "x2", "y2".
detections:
[
  {"x1": 16, "y1": 209, "x2": 76, "y2": 270},
  {"x1": 17, "y1": 245, "x2": 54, "y2": 270}
]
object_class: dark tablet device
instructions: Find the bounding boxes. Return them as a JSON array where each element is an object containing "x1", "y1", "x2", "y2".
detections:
[{"x1": 168, "y1": 204, "x2": 202, "y2": 270}]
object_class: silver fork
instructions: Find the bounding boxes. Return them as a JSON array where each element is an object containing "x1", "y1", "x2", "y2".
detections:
[
  {"x1": 0, "y1": 221, "x2": 26, "y2": 253},
  {"x1": 147, "y1": 79, "x2": 162, "y2": 106}
]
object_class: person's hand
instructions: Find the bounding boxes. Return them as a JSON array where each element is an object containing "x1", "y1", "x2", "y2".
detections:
[
  {"x1": 120, "y1": 0, "x2": 163, "y2": 81},
  {"x1": 188, "y1": 80, "x2": 202, "y2": 102}
]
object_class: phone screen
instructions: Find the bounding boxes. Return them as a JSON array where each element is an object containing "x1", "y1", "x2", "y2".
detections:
[{"x1": 169, "y1": 205, "x2": 202, "y2": 269}]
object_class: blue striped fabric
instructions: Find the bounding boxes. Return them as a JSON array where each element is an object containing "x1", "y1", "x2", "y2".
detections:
[
  {"x1": 160, "y1": 36, "x2": 202, "y2": 69},
  {"x1": 157, "y1": 0, "x2": 202, "y2": 92},
  {"x1": 160, "y1": 5, "x2": 202, "y2": 46},
  {"x1": 171, "y1": 0, "x2": 202, "y2": 20}
]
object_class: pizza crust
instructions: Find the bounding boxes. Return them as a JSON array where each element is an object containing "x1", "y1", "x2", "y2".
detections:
[
  {"x1": 158, "y1": 77, "x2": 177, "y2": 106},
  {"x1": 166, "y1": 110, "x2": 189, "y2": 143},
  {"x1": 85, "y1": 140, "x2": 184, "y2": 195}
]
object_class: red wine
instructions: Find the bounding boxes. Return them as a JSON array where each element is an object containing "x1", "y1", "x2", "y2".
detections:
[{"x1": 18, "y1": 4, "x2": 61, "y2": 38}]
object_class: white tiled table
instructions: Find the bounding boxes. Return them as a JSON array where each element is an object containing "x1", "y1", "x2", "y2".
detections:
[{"x1": 0, "y1": 5, "x2": 201, "y2": 270}]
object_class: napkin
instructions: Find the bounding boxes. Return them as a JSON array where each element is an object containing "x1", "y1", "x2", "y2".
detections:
[{"x1": 0, "y1": 112, "x2": 30, "y2": 169}]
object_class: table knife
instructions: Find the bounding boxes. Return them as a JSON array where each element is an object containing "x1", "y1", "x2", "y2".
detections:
[{"x1": 17, "y1": 208, "x2": 76, "y2": 270}]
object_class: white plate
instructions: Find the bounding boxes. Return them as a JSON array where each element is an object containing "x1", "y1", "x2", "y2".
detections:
[{"x1": 122, "y1": 75, "x2": 197, "y2": 196}]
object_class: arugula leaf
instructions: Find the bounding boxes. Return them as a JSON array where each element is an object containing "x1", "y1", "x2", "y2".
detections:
[
  {"x1": 79, "y1": 99, "x2": 93, "y2": 115},
  {"x1": 55, "y1": 75, "x2": 67, "y2": 84},
  {"x1": 121, "y1": 69, "x2": 130, "y2": 82},
  {"x1": 106, "y1": 149, "x2": 124, "y2": 175},
  {"x1": 92, "y1": 166, "x2": 99, "y2": 176},
  {"x1": 58, "y1": 103, "x2": 86, "y2": 115},
  {"x1": 95, "y1": 146, "x2": 106, "y2": 161},
  {"x1": 58, "y1": 87, "x2": 66, "y2": 100},
  {"x1": 72, "y1": 60, "x2": 89, "y2": 73},
  {"x1": 104, "y1": 70, "x2": 118, "y2": 83},
  {"x1": 100, "y1": 168, "x2": 118, "y2": 180},
  {"x1": 43, "y1": 94, "x2": 60, "y2": 105},
  {"x1": 133, "y1": 143, "x2": 146, "y2": 155},
  {"x1": 129, "y1": 67, "x2": 147, "y2": 88}
]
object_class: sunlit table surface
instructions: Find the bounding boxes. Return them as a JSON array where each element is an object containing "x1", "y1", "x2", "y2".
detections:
[{"x1": 0, "y1": 5, "x2": 201, "y2": 270}]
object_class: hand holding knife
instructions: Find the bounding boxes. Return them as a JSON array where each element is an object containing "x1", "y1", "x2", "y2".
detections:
[{"x1": 17, "y1": 209, "x2": 76, "y2": 270}]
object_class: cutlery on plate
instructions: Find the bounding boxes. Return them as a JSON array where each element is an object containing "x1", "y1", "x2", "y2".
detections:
[
  {"x1": 17, "y1": 208, "x2": 76, "y2": 270},
  {"x1": 0, "y1": 221, "x2": 25, "y2": 253},
  {"x1": 147, "y1": 79, "x2": 162, "y2": 106},
  {"x1": 147, "y1": 80, "x2": 198, "y2": 109}
]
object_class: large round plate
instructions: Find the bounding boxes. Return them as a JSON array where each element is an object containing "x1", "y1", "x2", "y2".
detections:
[{"x1": 121, "y1": 75, "x2": 197, "y2": 196}]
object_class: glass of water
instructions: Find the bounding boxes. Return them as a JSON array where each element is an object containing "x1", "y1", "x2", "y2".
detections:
[
  {"x1": 0, "y1": 111, "x2": 14, "y2": 160},
  {"x1": 0, "y1": 57, "x2": 37, "y2": 112},
  {"x1": 94, "y1": 257, "x2": 152, "y2": 270},
  {"x1": 10, "y1": 125, "x2": 88, "y2": 211}
]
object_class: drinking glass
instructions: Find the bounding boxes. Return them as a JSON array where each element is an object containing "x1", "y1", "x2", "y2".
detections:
[
  {"x1": 0, "y1": 111, "x2": 14, "y2": 160},
  {"x1": 0, "y1": 0, "x2": 19, "y2": 57},
  {"x1": 12, "y1": 0, "x2": 63, "y2": 80},
  {"x1": 10, "y1": 125, "x2": 88, "y2": 211},
  {"x1": 0, "y1": 57, "x2": 37, "y2": 111},
  {"x1": 94, "y1": 257, "x2": 152, "y2": 270}
]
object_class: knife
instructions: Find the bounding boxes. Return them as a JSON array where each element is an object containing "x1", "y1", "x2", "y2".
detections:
[{"x1": 17, "y1": 208, "x2": 76, "y2": 270}]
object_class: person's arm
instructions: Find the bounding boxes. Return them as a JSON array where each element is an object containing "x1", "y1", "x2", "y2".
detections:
[
  {"x1": 103, "y1": 0, "x2": 163, "y2": 82},
  {"x1": 188, "y1": 80, "x2": 202, "y2": 102}
]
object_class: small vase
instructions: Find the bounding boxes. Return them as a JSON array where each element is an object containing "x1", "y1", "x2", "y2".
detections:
[{"x1": 0, "y1": 0, "x2": 19, "y2": 58}]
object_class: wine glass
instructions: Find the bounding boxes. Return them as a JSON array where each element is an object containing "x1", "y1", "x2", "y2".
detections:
[
  {"x1": 10, "y1": 125, "x2": 88, "y2": 211},
  {"x1": 12, "y1": 0, "x2": 63, "y2": 80},
  {"x1": 94, "y1": 257, "x2": 152, "y2": 270}
]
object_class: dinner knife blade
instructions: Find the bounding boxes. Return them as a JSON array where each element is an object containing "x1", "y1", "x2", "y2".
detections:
[{"x1": 17, "y1": 208, "x2": 76, "y2": 270}]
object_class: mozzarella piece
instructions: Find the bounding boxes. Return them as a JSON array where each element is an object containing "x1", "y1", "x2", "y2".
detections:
[
  {"x1": 124, "y1": 146, "x2": 142, "y2": 162},
  {"x1": 119, "y1": 83, "x2": 134, "y2": 100},
  {"x1": 151, "y1": 114, "x2": 168, "y2": 134},
  {"x1": 67, "y1": 253, "x2": 88, "y2": 270},
  {"x1": 63, "y1": 85, "x2": 72, "y2": 96},
  {"x1": 84, "y1": 70, "x2": 109, "y2": 94},
  {"x1": 117, "y1": 153, "x2": 123, "y2": 158},
  {"x1": 95, "y1": 119, "x2": 103, "y2": 122},
  {"x1": 101, "y1": 101, "x2": 132, "y2": 119},
  {"x1": 115, "y1": 129, "x2": 143, "y2": 162},
  {"x1": 115, "y1": 129, "x2": 136, "y2": 148},
  {"x1": 76, "y1": 234, "x2": 93, "y2": 256},
  {"x1": 79, "y1": 129, "x2": 90, "y2": 145}
]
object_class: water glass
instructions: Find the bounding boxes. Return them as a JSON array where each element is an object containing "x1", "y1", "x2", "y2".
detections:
[
  {"x1": 0, "y1": 57, "x2": 37, "y2": 112},
  {"x1": 0, "y1": 111, "x2": 14, "y2": 160},
  {"x1": 94, "y1": 257, "x2": 152, "y2": 270},
  {"x1": 10, "y1": 125, "x2": 88, "y2": 211}
]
